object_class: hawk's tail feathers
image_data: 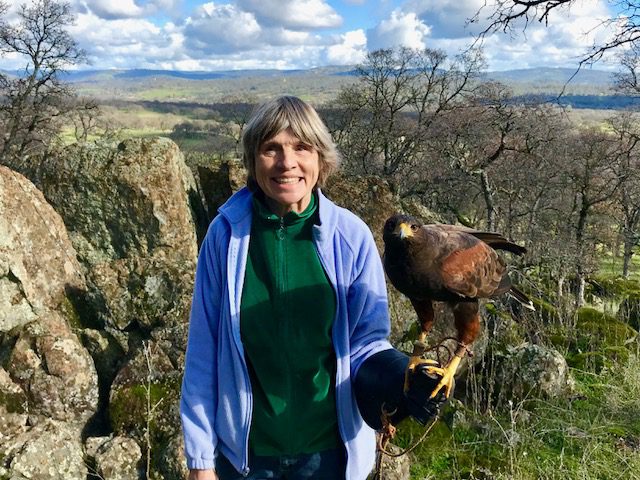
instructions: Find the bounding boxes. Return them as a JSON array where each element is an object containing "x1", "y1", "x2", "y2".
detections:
[{"x1": 509, "y1": 286, "x2": 536, "y2": 311}]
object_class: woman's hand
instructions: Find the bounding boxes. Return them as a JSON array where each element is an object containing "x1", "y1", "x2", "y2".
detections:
[{"x1": 188, "y1": 469, "x2": 218, "y2": 480}]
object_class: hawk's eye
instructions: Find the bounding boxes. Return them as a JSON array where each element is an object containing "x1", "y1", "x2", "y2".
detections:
[{"x1": 410, "y1": 224, "x2": 418, "y2": 231}]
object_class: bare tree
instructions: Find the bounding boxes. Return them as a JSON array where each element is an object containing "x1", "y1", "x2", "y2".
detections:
[
  {"x1": 216, "y1": 96, "x2": 257, "y2": 157},
  {"x1": 475, "y1": 0, "x2": 640, "y2": 65},
  {"x1": 561, "y1": 129, "x2": 622, "y2": 305},
  {"x1": 609, "y1": 114, "x2": 640, "y2": 277},
  {"x1": 614, "y1": 44, "x2": 640, "y2": 93},
  {"x1": 0, "y1": 0, "x2": 88, "y2": 166},
  {"x1": 330, "y1": 46, "x2": 484, "y2": 194}
]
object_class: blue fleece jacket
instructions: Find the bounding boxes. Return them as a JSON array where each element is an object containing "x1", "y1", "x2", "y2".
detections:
[{"x1": 180, "y1": 187, "x2": 392, "y2": 479}]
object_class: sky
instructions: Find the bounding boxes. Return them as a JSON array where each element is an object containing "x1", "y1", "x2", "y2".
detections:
[{"x1": 0, "y1": 0, "x2": 623, "y2": 72}]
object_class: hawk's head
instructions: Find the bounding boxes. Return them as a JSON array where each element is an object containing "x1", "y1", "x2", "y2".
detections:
[{"x1": 383, "y1": 214, "x2": 421, "y2": 244}]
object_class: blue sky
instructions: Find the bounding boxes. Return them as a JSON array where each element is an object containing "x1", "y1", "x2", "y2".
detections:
[{"x1": 0, "y1": 0, "x2": 622, "y2": 72}]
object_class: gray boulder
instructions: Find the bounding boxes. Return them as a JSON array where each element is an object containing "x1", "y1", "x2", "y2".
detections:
[
  {"x1": 32, "y1": 137, "x2": 199, "y2": 337},
  {"x1": 0, "y1": 166, "x2": 97, "y2": 424},
  {"x1": 0, "y1": 420, "x2": 87, "y2": 480},
  {"x1": 494, "y1": 343, "x2": 575, "y2": 405},
  {"x1": 85, "y1": 436, "x2": 142, "y2": 480}
]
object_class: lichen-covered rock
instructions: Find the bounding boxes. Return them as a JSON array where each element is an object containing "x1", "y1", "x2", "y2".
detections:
[
  {"x1": 494, "y1": 343, "x2": 574, "y2": 405},
  {"x1": 108, "y1": 335, "x2": 184, "y2": 476},
  {"x1": 368, "y1": 443, "x2": 411, "y2": 480},
  {"x1": 325, "y1": 173, "x2": 397, "y2": 251},
  {"x1": 156, "y1": 433, "x2": 189, "y2": 480},
  {"x1": 85, "y1": 436, "x2": 142, "y2": 480},
  {"x1": 32, "y1": 137, "x2": 198, "y2": 337},
  {"x1": 0, "y1": 367, "x2": 28, "y2": 440},
  {"x1": 196, "y1": 158, "x2": 246, "y2": 221},
  {"x1": 0, "y1": 166, "x2": 96, "y2": 424},
  {"x1": 0, "y1": 419, "x2": 87, "y2": 479},
  {"x1": 0, "y1": 166, "x2": 85, "y2": 333},
  {"x1": 5, "y1": 311, "x2": 98, "y2": 423}
]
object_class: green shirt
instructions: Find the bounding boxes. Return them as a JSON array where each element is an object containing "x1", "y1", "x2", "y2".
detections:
[{"x1": 240, "y1": 192, "x2": 341, "y2": 456}]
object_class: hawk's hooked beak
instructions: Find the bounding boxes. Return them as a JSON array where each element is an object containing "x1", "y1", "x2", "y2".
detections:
[{"x1": 397, "y1": 222, "x2": 414, "y2": 239}]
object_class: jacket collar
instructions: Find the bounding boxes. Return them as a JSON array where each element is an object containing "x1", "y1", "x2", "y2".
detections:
[{"x1": 218, "y1": 187, "x2": 339, "y2": 241}]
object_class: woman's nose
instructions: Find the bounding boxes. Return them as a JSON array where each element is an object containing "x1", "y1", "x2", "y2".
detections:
[{"x1": 278, "y1": 147, "x2": 297, "y2": 169}]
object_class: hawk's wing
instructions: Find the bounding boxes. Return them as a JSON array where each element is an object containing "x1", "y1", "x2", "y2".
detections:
[
  {"x1": 438, "y1": 233, "x2": 509, "y2": 299},
  {"x1": 432, "y1": 223, "x2": 526, "y2": 256}
]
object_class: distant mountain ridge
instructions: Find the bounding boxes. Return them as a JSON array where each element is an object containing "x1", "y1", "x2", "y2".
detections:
[
  {"x1": 0, "y1": 65, "x2": 615, "y2": 86},
  {"x1": 1, "y1": 66, "x2": 630, "y2": 108},
  {"x1": 485, "y1": 67, "x2": 615, "y2": 86}
]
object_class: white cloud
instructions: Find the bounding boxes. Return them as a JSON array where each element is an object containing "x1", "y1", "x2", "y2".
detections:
[
  {"x1": 405, "y1": 0, "x2": 486, "y2": 37},
  {"x1": 325, "y1": 29, "x2": 367, "y2": 65},
  {"x1": 68, "y1": 11, "x2": 182, "y2": 68},
  {"x1": 75, "y1": 0, "x2": 182, "y2": 19},
  {"x1": 393, "y1": 0, "x2": 618, "y2": 70},
  {"x1": 367, "y1": 10, "x2": 430, "y2": 51},
  {"x1": 183, "y1": 2, "x2": 262, "y2": 54},
  {"x1": 79, "y1": 0, "x2": 144, "y2": 19},
  {"x1": 236, "y1": 0, "x2": 342, "y2": 29},
  {"x1": 0, "y1": 0, "x2": 622, "y2": 73}
]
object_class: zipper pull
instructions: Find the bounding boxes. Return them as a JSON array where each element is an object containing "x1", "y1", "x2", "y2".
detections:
[{"x1": 277, "y1": 217, "x2": 285, "y2": 240}]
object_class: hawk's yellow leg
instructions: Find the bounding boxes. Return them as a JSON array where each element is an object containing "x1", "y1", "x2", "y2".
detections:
[
  {"x1": 403, "y1": 331, "x2": 438, "y2": 393},
  {"x1": 425, "y1": 343, "x2": 468, "y2": 398}
]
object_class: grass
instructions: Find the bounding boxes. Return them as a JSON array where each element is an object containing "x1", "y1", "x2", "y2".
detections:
[
  {"x1": 598, "y1": 252, "x2": 640, "y2": 282},
  {"x1": 393, "y1": 353, "x2": 640, "y2": 479}
]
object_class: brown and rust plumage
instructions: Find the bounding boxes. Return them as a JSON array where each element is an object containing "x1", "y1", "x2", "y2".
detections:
[{"x1": 382, "y1": 213, "x2": 533, "y2": 398}]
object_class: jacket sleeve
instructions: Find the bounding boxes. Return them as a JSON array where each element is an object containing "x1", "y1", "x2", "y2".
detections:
[
  {"x1": 180, "y1": 221, "x2": 225, "y2": 470},
  {"x1": 346, "y1": 224, "x2": 393, "y2": 377}
]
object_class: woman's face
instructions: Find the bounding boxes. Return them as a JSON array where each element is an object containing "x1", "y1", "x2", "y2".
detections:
[{"x1": 255, "y1": 128, "x2": 320, "y2": 216}]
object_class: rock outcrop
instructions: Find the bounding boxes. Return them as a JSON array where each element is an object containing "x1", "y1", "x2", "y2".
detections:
[
  {"x1": 33, "y1": 137, "x2": 199, "y2": 336},
  {"x1": 0, "y1": 166, "x2": 97, "y2": 478},
  {"x1": 85, "y1": 435, "x2": 143, "y2": 480},
  {"x1": 0, "y1": 166, "x2": 85, "y2": 330},
  {"x1": 0, "y1": 420, "x2": 88, "y2": 480}
]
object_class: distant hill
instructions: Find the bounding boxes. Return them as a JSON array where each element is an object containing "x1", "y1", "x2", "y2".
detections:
[
  {"x1": 485, "y1": 67, "x2": 615, "y2": 87},
  {"x1": 3, "y1": 66, "x2": 634, "y2": 108}
]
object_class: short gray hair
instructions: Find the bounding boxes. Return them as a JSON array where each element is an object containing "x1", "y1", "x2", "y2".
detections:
[{"x1": 242, "y1": 96, "x2": 340, "y2": 190}]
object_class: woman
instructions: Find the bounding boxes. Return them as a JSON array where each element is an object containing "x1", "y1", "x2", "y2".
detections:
[{"x1": 180, "y1": 96, "x2": 440, "y2": 480}]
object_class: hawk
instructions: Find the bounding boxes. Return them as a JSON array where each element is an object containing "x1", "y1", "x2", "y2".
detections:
[{"x1": 382, "y1": 214, "x2": 534, "y2": 399}]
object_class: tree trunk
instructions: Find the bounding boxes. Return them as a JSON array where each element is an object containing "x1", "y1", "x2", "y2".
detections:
[
  {"x1": 622, "y1": 231, "x2": 634, "y2": 278},
  {"x1": 575, "y1": 203, "x2": 589, "y2": 307},
  {"x1": 480, "y1": 169, "x2": 496, "y2": 231},
  {"x1": 557, "y1": 274, "x2": 565, "y2": 299},
  {"x1": 576, "y1": 272, "x2": 586, "y2": 307}
]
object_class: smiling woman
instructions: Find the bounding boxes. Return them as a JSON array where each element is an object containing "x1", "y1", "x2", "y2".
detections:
[
  {"x1": 253, "y1": 128, "x2": 320, "y2": 216},
  {"x1": 179, "y1": 95, "x2": 444, "y2": 480},
  {"x1": 242, "y1": 96, "x2": 338, "y2": 216}
]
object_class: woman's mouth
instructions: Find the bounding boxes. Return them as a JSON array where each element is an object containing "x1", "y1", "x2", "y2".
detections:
[{"x1": 273, "y1": 177, "x2": 300, "y2": 184}]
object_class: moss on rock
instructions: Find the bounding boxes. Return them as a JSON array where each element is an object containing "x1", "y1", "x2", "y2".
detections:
[
  {"x1": 575, "y1": 307, "x2": 637, "y2": 352},
  {"x1": 618, "y1": 293, "x2": 640, "y2": 330},
  {"x1": 589, "y1": 276, "x2": 640, "y2": 298},
  {"x1": 109, "y1": 377, "x2": 181, "y2": 478},
  {"x1": 0, "y1": 390, "x2": 27, "y2": 414}
]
